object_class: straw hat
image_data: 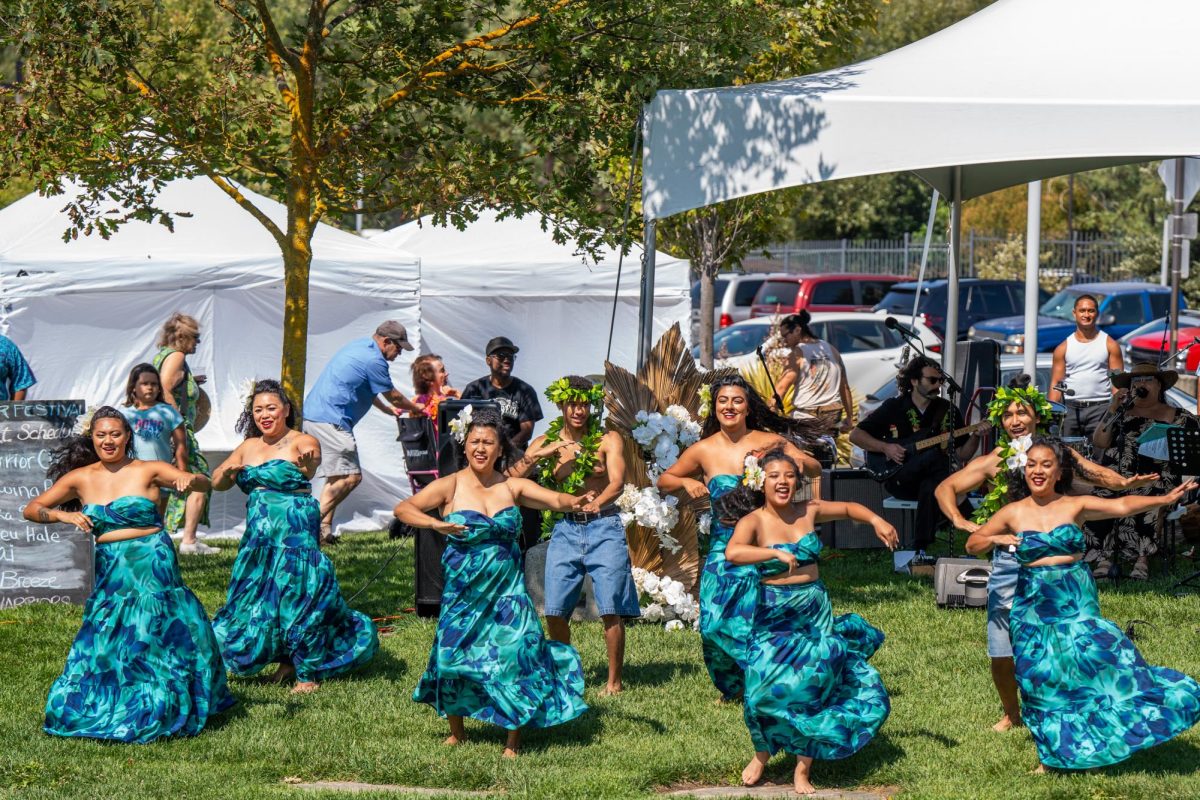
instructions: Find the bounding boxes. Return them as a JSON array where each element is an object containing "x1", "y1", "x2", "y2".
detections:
[{"x1": 1111, "y1": 362, "x2": 1178, "y2": 390}]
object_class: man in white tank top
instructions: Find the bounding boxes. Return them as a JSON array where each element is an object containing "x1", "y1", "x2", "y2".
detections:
[{"x1": 1048, "y1": 293, "x2": 1123, "y2": 439}]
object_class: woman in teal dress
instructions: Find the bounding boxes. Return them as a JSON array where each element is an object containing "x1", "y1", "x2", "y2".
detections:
[
  {"x1": 153, "y1": 312, "x2": 217, "y2": 555},
  {"x1": 659, "y1": 375, "x2": 823, "y2": 701},
  {"x1": 210, "y1": 380, "x2": 378, "y2": 693},
  {"x1": 968, "y1": 437, "x2": 1200, "y2": 771},
  {"x1": 394, "y1": 407, "x2": 592, "y2": 757},
  {"x1": 25, "y1": 406, "x2": 233, "y2": 743},
  {"x1": 722, "y1": 449, "x2": 896, "y2": 794}
]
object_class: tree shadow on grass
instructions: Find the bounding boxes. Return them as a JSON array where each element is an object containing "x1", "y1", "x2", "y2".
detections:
[{"x1": 586, "y1": 658, "x2": 702, "y2": 688}]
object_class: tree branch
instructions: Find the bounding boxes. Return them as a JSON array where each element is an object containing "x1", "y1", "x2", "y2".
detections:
[{"x1": 251, "y1": 0, "x2": 301, "y2": 71}]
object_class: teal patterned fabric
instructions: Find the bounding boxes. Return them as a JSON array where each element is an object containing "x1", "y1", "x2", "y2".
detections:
[
  {"x1": 743, "y1": 538, "x2": 890, "y2": 758},
  {"x1": 152, "y1": 346, "x2": 210, "y2": 532},
  {"x1": 211, "y1": 460, "x2": 378, "y2": 683},
  {"x1": 413, "y1": 506, "x2": 587, "y2": 730},
  {"x1": 1012, "y1": 524, "x2": 1200, "y2": 769},
  {"x1": 44, "y1": 497, "x2": 234, "y2": 743},
  {"x1": 699, "y1": 474, "x2": 759, "y2": 700}
]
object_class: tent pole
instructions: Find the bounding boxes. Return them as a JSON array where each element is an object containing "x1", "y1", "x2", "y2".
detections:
[
  {"x1": 1024, "y1": 181, "x2": 1042, "y2": 382},
  {"x1": 1171, "y1": 157, "x2": 1185, "y2": 356},
  {"x1": 944, "y1": 167, "x2": 962, "y2": 377},
  {"x1": 639, "y1": 219, "x2": 657, "y2": 368}
]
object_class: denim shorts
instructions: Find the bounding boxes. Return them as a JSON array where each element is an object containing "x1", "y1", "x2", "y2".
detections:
[
  {"x1": 987, "y1": 549, "x2": 1020, "y2": 658},
  {"x1": 544, "y1": 514, "x2": 641, "y2": 619}
]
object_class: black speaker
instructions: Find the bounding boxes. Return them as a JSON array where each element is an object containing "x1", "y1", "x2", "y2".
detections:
[
  {"x1": 435, "y1": 399, "x2": 501, "y2": 474},
  {"x1": 413, "y1": 523, "x2": 448, "y2": 618},
  {"x1": 951, "y1": 338, "x2": 1001, "y2": 418},
  {"x1": 821, "y1": 468, "x2": 911, "y2": 549}
]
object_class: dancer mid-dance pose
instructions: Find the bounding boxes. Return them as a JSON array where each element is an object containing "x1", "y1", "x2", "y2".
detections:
[
  {"x1": 723, "y1": 449, "x2": 895, "y2": 794},
  {"x1": 967, "y1": 437, "x2": 1200, "y2": 771},
  {"x1": 210, "y1": 380, "x2": 378, "y2": 693},
  {"x1": 395, "y1": 407, "x2": 591, "y2": 757},
  {"x1": 25, "y1": 407, "x2": 233, "y2": 742},
  {"x1": 658, "y1": 375, "x2": 822, "y2": 701}
]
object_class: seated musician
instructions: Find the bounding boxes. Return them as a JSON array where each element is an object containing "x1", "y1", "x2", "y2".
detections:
[{"x1": 849, "y1": 356, "x2": 980, "y2": 552}]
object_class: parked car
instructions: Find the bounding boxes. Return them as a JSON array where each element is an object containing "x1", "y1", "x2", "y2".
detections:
[
  {"x1": 873, "y1": 278, "x2": 1049, "y2": 340},
  {"x1": 748, "y1": 274, "x2": 906, "y2": 319},
  {"x1": 1119, "y1": 312, "x2": 1200, "y2": 371},
  {"x1": 968, "y1": 282, "x2": 1179, "y2": 354},
  {"x1": 690, "y1": 272, "x2": 785, "y2": 344},
  {"x1": 692, "y1": 311, "x2": 941, "y2": 399}
]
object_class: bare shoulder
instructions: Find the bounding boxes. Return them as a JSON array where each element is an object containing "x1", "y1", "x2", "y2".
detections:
[{"x1": 1052, "y1": 339, "x2": 1068, "y2": 357}]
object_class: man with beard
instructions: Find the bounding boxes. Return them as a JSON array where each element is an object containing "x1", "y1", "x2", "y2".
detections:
[{"x1": 461, "y1": 336, "x2": 543, "y2": 449}]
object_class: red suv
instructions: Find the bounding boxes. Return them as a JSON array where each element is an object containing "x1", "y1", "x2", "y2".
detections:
[{"x1": 749, "y1": 274, "x2": 907, "y2": 318}]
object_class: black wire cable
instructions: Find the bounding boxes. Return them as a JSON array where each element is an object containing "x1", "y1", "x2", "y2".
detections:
[{"x1": 606, "y1": 110, "x2": 645, "y2": 363}]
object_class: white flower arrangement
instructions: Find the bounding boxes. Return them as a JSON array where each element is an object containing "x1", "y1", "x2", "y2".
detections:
[
  {"x1": 742, "y1": 454, "x2": 765, "y2": 490},
  {"x1": 1005, "y1": 434, "x2": 1033, "y2": 470},
  {"x1": 697, "y1": 384, "x2": 712, "y2": 420},
  {"x1": 616, "y1": 483, "x2": 681, "y2": 553},
  {"x1": 697, "y1": 512, "x2": 712, "y2": 540},
  {"x1": 631, "y1": 567, "x2": 699, "y2": 630},
  {"x1": 631, "y1": 405, "x2": 702, "y2": 479},
  {"x1": 237, "y1": 377, "x2": 257, "y2": 411},
  {"x1": 449, "y1": 404, "x2": 474, "y2": 443}
]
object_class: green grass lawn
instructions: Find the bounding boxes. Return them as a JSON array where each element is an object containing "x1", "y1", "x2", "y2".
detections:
[{"x1": 4, "y1": 534, "x2": 1200, "y2": 799}]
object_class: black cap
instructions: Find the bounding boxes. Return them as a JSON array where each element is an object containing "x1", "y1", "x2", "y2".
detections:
[{"x1": 485, "y1": 336, "x2": 519, "y2": 356}]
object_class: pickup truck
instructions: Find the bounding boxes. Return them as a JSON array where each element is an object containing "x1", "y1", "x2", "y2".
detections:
[{"x1": 967, "y1": 282, "x2": 1178, "y2": 354}]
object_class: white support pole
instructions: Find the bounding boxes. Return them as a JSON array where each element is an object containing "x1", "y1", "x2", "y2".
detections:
[
  {"x1": 944, "y1": 167, "x2": 962, "y2": 374},
  {"x1": 1171, "y1": 157, "x2": 1186, "y2": 356},
  {"x1": 1024, "y1": 181, "x2": 1042, "y2": 383},
  {"x1": 638, "y1": 219, "x2": 657, "y2": 368}
]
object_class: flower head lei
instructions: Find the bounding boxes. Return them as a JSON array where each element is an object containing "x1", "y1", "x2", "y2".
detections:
[
  {"x1": 697, "y1": 384, "x2": 712, "y2": 420},
  {"x1": 742, "y1": 454, "x2": 765, "y2": 490},
  {"x1": 449, "y1": 404, "x2": 474, "y2": 443},
  {"x1": 544, "y1": 377, "x2": 606, "y2": 407},
  {"x1": 986, "y1": 385, "x2": 1054, "y2": 436}
]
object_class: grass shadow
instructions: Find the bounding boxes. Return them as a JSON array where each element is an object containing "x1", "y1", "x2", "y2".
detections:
[
  {"x1": 757, "y1": 733, "x2": 906, "y2": 787},
  {"x1": 587, "y1": 658, "x2": 702, "y2": 689},
  {"x1": 1088, "y1": 737, "x2": 1200, "y2": 777}
]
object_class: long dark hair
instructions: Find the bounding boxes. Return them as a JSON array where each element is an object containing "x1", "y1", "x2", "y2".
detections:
[
  {"x1": 1006, "y1": 436, "x2": 1076, "y2": 503},
  {"x1": 712, "y1": 448, "x2": 801, "y2": 525},
  {"x1": 780, "y1": 310, "x2": 817, "y2": 340},
  {"x1": 47, "y1": 407, "x2": 134, "y2": 509},
  {"x1": 461, "y1": 407, "x2": 517, "y2": 472},
  {"x1": 236, "y1": 379, "x2": 297, "y2": 438},
  {"x1": 123, "y1": 363, "x2": 164, "y2": 406},
  {"x1": 700, "y1": 374, "x2": 823, "y2": 449}
]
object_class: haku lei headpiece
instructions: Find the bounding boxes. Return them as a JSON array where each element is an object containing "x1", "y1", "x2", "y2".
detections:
[
  {"x1": 986, "y1": 385, "x2": 1054, "y2": 430},
  {"x1": 544, "y1": 377, "x2": 606, "y2": 407},
  {"x1": 449, "y1": 404, "x2": 474, "y2": 443},
  {"x1": 972, "y1": 385, "x2": 1053, "y2": 524}
]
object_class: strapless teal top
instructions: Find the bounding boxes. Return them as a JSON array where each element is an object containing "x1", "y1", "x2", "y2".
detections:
[
  {"x1": 444, "y1": 506, "x2": 521, "y2": 546},
  {"x1": 707, "y1": 474, "x2": 741, "y2": 499},
  {"x1": 1015, "y1": 523, "x2": 1085, "y2": 565},
  {"x1": 82, "y1": 496, "x2": 163, "y2": 537},
  {"x1": 758, "y1": 533, "x2": 822, "y2": 577},
  {"x1": 237, "y1": 459, "x2": 311, "y2": 494}
]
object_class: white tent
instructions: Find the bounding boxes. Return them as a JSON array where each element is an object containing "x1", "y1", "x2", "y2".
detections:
[
  {"x1": 375, "y1": 209, "x2": 691, "y2": 428},
  {"x1": 639, "y1": 0, "x2": 1200, "y2": 368},
  {"x1": 0, "y1": 177, "x2": 422, "y2": 536}
]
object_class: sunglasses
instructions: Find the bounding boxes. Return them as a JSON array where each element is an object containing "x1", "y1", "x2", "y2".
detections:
[
  {"x1": 490, "y1": 352, "x2": 516, "y2": 362},
  {"x1": 921, "y1": 376, "x2": 944, "y2": 385}
]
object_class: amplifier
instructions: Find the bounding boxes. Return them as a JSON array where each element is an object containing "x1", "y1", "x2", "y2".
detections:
[
  {"x1": 933, "y1": 557, "x2": 992, "y2": 608},
  {"x1": 821, "y1": 468, "x2": 910, "y2": 549}
]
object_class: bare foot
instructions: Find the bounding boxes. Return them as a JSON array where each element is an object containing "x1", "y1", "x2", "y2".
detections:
[
  {"x1": 502, "y1": 747, "x2": 519, "y2": 759},
  {"x1": 992, "y1": 714, "x2": 1022, "y2": 732},
  {"x1": 794, "y1": 756, "x2": 816, "y2": 795},
  {"x1": 1032, "y1": 763, "x2": 1048, "y2": 775},
  {"x1": 741, "y1": 752, "x2": 769, "y2": 786},
  {"x1": 443, "y1": 735, "x2": 466, "y2": 746},
  {"x1": 599, "y1": 683, "x2": 623, "y2": 697},
  {"x1": 291, "y1": 681, "x2": 319, "y2": 694}
]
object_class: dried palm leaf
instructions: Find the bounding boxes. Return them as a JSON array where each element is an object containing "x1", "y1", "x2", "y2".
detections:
[{"x1": 604, "y1": 362, "x2": 661, "y2": 433}]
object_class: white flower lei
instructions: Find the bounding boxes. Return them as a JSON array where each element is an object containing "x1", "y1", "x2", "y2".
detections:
[
  {"x1": 449, "y1": 404, "x2": 473, "y2": 443},
  {"x1": 616, "y1": 483, "x2": 681, "y2": 553},
  {"x1": 631, "y1": 405, "x2": 702, "y2": 479},
  {"x1": 631, "y1": 567, "x2": 699, "y2": 630}
]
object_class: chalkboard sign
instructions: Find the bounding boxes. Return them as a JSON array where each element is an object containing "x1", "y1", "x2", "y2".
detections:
[{"x1": 0, "y1": 400, "x2": 92, "y2": 609}]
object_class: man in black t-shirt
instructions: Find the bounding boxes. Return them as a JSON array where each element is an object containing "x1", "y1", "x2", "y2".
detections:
[
  {"x1": 460, "y1": 336, "x2": 544, "y2": 448},
  {"x1": 850, "y1": 356, "x2": 980, "y2": 551}
]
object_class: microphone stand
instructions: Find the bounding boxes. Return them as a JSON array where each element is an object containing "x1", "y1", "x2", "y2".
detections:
[{"x1": 755, "y1": 346, "x2": 786, "y2": 411}]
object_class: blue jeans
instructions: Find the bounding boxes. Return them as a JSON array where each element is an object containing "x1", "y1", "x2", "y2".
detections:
[
  {"x1": 544, "y1": 515, "x2": 640, "y2": 618},
  {"x1": 987, "y1": 549, "x2": 1020, "y2": 658}
]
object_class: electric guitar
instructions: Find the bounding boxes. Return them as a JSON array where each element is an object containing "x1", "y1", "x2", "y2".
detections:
[{"x1": 864, "y1": 420, "x2": 991, "y2": 482}]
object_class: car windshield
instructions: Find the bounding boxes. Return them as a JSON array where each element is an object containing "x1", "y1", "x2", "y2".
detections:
[
  {"x1": 875, "y1": 287, "x2": 922, "y2": 312},
  {"x1": 1040, "y1": 289, "x2": 1107, "y2": 321},
  {"x1": 713, "y1": 324, "x2": 771, "y2": 357}
]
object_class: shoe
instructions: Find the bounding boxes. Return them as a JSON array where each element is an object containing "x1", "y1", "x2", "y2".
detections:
[
  {"x1": 1091, "y1": 559, "x2": 1112, "y2": 579},
  {"x1": 179, "y1": 541, "x2": 221, "y2": 555},
  {"x1": 319, "y1": 525, "x2": 338, "y2": 546},
  {"x1": 1129, "y1": 559, "x2": 1150, "y2": 581}
]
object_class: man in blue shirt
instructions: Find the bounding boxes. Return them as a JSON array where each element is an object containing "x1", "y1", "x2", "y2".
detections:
[
  {"x1": 0, "y1": 333, "x2": 36, "y2": 401},
  {"x1": 303, "y1": 321, "x2": 422, "y2": 544}
]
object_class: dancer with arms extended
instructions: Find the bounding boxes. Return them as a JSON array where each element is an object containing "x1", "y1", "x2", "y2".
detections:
[
  {"x1": 210, "y1": 380, "x2": 378, "y2": 693},
  {"x1": 967, "y1": 437, "x2": 1200, "y2": 771},
  {"x1": 25, "y1": 407, "x2": 232, "y2": 742},
  {"x1": 658, "y1": 374, "x2": 822, "y2": 701},
  {"x1": 724, "y1": 449, "x2": 896, "y2": 794},
  {"x1": 935, "y1": 375, "x2": 1157, "y2": 732},
  {"x1": 395, "y1": 407, "x2": 592, "y2": 757}
]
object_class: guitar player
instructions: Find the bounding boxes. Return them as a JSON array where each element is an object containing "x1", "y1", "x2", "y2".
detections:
[{"x1": 850, "y1": 356, "x2": 981, "y2": 552}]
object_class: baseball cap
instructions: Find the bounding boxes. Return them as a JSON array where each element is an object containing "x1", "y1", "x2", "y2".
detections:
[
  {"x1": 485, "y1": 336, "x2": 520, "y2": 356},
  {"x1": 375, "y1": 320, "x2": 414, "y2": 351}
]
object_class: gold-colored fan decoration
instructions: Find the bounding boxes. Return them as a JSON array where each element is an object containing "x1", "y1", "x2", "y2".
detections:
[{"x1": 604, "y1": 323, "x2": 731, "y2": 592}]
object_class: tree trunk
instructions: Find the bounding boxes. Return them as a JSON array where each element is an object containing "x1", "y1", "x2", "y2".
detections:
[
  {"x1": 281, "y1": 234, "x2": 312, "y2": 417},
  {"x1": 699, "y1": 266, "x2": 715, "y2": 369}
]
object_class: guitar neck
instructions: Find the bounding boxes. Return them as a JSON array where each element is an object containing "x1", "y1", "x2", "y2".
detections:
[{"x1": 913, "y1": 421, "x2": 989, "y2": 452}]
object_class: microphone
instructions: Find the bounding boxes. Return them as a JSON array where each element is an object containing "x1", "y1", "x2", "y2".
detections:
[
  {"x1": 1053, "y1": 381, "x2": 1075, "y2": 397},
  {"x1": 1134, "y1": 386, "x2": 1150, "y2": 399},
  {"x1": 885, "y1": 316, "x2": 921, "y2": 341}
]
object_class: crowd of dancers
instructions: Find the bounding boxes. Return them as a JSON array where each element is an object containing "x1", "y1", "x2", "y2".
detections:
[{"x1": 21, "y1": 324, "x2": 1200, "y2": 793}]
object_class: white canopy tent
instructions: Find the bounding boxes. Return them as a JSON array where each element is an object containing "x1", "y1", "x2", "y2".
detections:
[
  {"x1": 375, "y1": 209, "x2": 691, "y2": 428},
  {"x1": 0, "y1": 177, "x2": 422, "y2": 536},
  {"x1": 639, "y1": 0, "x2": 1200, "y2": 371}
]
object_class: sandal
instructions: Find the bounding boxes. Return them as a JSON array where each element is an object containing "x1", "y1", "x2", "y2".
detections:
[
  {"x1": 319, "y1": 524, "x2": 338, "y2": 546},
  {"x1": 1091, "y1": 559, "x2": 1113, "y2": 579},
  {"x1": 1129, "y1": 559, "x2": 1150, "y2": 581}
]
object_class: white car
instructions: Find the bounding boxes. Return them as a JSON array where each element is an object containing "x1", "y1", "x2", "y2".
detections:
[{"x1": 693, "y1": 311, "x2": 943, "y2": 399}]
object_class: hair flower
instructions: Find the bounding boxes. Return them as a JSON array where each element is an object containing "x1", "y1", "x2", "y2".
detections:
[
  {"x1": 1005, "y1": 434, "x2": 1033, "y2": 470},
  {"x1": 449, "y1": 404, "x2": 474, "y2": 443},
  {"x1": 73, "y1": 408, "x2": 96, "y2": 437},
  {"x1": 743, "y1": 455, "x2": 765, "y2": 490},
  {"x1": 697, "y1": 384, "x2": 712, "y2": 419},
  {"x1": 237, "y1": 377, "x2": 257, "y2": 411}
]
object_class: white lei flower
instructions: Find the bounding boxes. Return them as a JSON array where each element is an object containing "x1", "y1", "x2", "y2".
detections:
[
  {"x1": 616, "y1": 483, "x2": 681, "y2": 553},
  {"x1": 449, "y1": 404, "x2": 474, "y2": 443},
  {"x1": 1005, "y1": 434, "x2": 1033, "y2": 470},
  {"x1": 697, "y1": 384, "x2": 712, "y2": 420},
  {"x1": 743, "y1": 454, "x2": 765, "y2": 490},
  {"x1": 631, "y1": 406, "x2": 702, "y2": 475},
  {"x1": 73, "y1": 408, "x2": 96, "y2": 436},
  {"x1": 631, "y1": 567, "x2": 699, "y2": 630},
  {"x1": 237, "y1": 377, "x2": 257, "y2": 411}
]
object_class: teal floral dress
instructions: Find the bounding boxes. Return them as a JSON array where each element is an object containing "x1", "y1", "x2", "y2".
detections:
[
  {"x1": 743, "y1": 535, "x2": 890, "y2": 758},
  {"x1": 413, "y1": 506, "x2": 587, "y2": 729},
  {"x1": 44, "y1": 497, "x2": 234, "y2": 742},
  {"x1": 699, "y1": 474, "x2": 759, "y2": 700},
  {"x1": 1012, "y1": 524, "x2": 1200, "y2": 769},
  {"x1": 211, "y1": 460, "x2": 378, "y2": 682},
  {"x1": 152, "y1": 346, "x2": 211, "y2": 532}
]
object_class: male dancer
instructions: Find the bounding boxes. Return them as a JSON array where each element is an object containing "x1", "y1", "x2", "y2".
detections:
[
  {"x1": 510, "y1": 375, "x2": 639, "y2": 694},
  {"x1": 935, "y1": 375, "x2": 1157, "y2": 732}
]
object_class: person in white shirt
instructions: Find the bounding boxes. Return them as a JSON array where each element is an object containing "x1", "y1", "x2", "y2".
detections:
[{"x1": 1048, "y1": 294, "x2": 1123, "y2": 439}]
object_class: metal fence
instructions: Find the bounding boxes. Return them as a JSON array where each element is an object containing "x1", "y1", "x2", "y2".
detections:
[{"x1": 742, "y1": 232, "x2": 1142, "y2": 284}]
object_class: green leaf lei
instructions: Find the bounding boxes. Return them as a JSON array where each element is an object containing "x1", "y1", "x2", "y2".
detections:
[
  {"x1": 536, "y1": 414, "x2": 604, "y2": 538},
  {"x1": 544, "y1": 377, "x2": 606, "y2": 407},
  {"x1": 971, "y1": 386, "x2": 1054, "y2": 524}
]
